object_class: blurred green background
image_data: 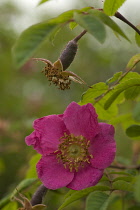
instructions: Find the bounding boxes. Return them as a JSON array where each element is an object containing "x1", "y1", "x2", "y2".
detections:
[{"x1": 0, "y1": 0, "x2": 140, "y2": 208}]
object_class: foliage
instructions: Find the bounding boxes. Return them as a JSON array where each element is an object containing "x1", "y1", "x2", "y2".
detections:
[
  {"x1": 58, "y1": 186, "x2": 110, "y2": 210},
  {"x1": 13, "y1": 7, "x2": 129, "y2": 69},
  {"x1": 86, "y1": 192, "x2": 110, "y2": 210},
  {"x1": 103, "y1": 0, "x2": 127, "y2": 16},
  {"x1": 126, "y1": 125, "x2": 140, "y2": 137}
]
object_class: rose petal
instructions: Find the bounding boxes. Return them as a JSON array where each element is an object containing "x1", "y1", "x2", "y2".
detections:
[
  {"x1": 67, "y1": 165, "x2": 103, "y2": 190},
  {"x1": 25, "y1": 131, "x2": 43, "y2": 154},
  {"x1": 58, "y1": 114, "x2": 63, "y2": 118},
  {"x1": 32, "y1": 115, "x2": 68, "y2": 154},
  {"x1": 37, "y1": 155, "x2": 74, "y2": 190},
  {"x1": 63, "y1": 102, "x2": 99, "y2": 140},
  {"x1": 90, "y1": 123, "x2": 116, "y2": 169}
]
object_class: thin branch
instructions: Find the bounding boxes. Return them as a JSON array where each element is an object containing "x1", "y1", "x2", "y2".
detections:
[
  {"x1": 115, "y1": 12, "x2": 140, "y2": 35},
  {"x1": 93, "y1": 65, "x2": 135, "y2": 104},
  {"x1": 109, "y1": 164, "x2": 140, "y2": 170},
  {"x1": 105, "y1": 169, "x2": 113, "y2": 193},
  {"x1": 70, "y1": 8, "x2": 140, "y2": 45},
  {"x1": 73, "y1": 30, "x2": 87, "y2": 42},
  {"x1": 95, "y1": 8, "x2": 140, "y2": 35}
]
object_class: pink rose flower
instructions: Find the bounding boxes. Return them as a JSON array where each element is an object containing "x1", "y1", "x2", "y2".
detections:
[{"x1": 25, "y1": 102, "x2": 116, "y2": 190}]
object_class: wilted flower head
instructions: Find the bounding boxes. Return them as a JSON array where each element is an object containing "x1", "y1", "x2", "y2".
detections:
[
  {"x1": 33, "y1": 58, "x2": 88, "y2": 90},
  {"x1": 13, "y1": 191, "x2": 46, "y2": 210},
  {"x1": 32, "y1": 38, "x2": 88, "y2": 90},
  {"x1": 25, "y1": 102, "x2": 116, "y2": 190}
]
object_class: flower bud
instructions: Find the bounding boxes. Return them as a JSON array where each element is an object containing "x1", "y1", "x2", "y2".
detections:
[{"x1": 59, "y1": 40, "x2": 78, "y2": 70}]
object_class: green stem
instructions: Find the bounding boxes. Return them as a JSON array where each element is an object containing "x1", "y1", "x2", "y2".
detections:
[{"x1": 105, "y1": 169, "x2": 113, "y2": 193}]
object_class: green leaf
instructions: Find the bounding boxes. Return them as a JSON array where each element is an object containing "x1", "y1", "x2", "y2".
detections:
[
  {"x1": 58, "y1": 185, "x2": 110, "y2": 210},
  {"x1": 112, "y1": 180, "x2": 133, "y2": 192},
  {"x1": 85, "y1": 192, "x2": 109, "y2": 210},
  {"x1": 133, "y1": 102, "x2": 140, "y2": 122},
  {"x1": 121, "y1": 72, "x2": 140, "y2": 81},
  {"x1": 0, "y1": 194, "x2": 11, "y2": 209},
  {"x1": 104, "y1": 89, "x2": 122, "y2": 110},
  {"x1": 10, "y1": 178, "x2": 37, "y2": 199},
  {"x1": 106, "y1": 194, "x2": 122, "y2": 210},
  {"x1": 26, "y1": 154, "x2": 41, "y2": 178},
  {"x1": 13, "y1": 21, "x2": 58, "y2": 68},
  {"x1": 80, "y1": 82, "x2": 108, "y2": 104},
  {"x1": 2, "y1": 202, "x2": 17, "y2": 210},
  {"x1": 94, "y1": 92, "x2": 120, "y2": 120},
  {"x1": 103, "y1": 0, "x2": 127, "y2": 16},
  {"x1": 69, "y1": 6, "x2": 91, "y2": 28},
  {"x1": 99, "y1": 175, "x2": 109, "y2": 182},
  {"x1": 126, "y1": 54, "x2": 140, "y2": 71},
  {"x1": 89, "y1": 10, "x2": 129, "y2": 41},
  {"x1": 74, "y1": 12, "x2": 106, "y2": 43},
  {"x1": 69, "y1": 6, "x2": 94, "y2": 30},
  {"x1": 128, "y1": 206, "x2": 140, "y2": 210},
  {"x1": 134, "y1": 175, "x2": 140, "y2": 202},
  {"x1": 113, "y1": 176, "x2": 134, "y2": 182},
  {"x1": 56, "y1": 9, "x2": 78, "y2": 23},
  {"x1": 38, "y1": 0, "x2": 50, "y2": 5},
  {"x1": 69, "y1": 22, "x2": 78, "y2": 30},
  {"x1": 126, "y1": 125, "x2": 140, "y2": 137},
  {"x1": 80, "y1": 7, "x2": 92, "y2": 12},
  {"x1": 109, "y1": 113, "x2": 132, "y2": 125},
  {"x1": 116, "y1": 156, "x2": 132, "y2": 166},
  {"x1": 13, "y1": 10, "x2": 77, "y2": 68},
  {"x1": 124, "y1": 86, "x2": 140, "y2": 100},
  {"x1": 109, "y1": 171, "x2": 133, "y2": 176},
  {"x1": 106, "y1": 72, "x2": 122, "y2": 84},
  {"x1": 0, "y1": 179, "x2": 38, "y2": 209},
  {"x1": 125, "y1": 169, "x2": 138, "y2": 176},
  {"x1": 135, "y1": 25, "x2": 140, "y2": 47},
  {"x1": 104, "y1": 78, "x2": 140, "y2": 110},
  {"x1": 79, "y1": 82, "x2": 120, "y2": 120}
]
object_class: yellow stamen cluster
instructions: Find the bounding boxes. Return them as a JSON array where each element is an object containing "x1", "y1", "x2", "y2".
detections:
[
  {"x1": 55, "y1": 133, "x2": 93, "y2": 172},
  {"x1": 43, "y1": 65, "x2": 71, "y2": 90}
]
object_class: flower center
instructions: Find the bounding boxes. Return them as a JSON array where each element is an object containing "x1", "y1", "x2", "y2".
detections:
[{"x1": 55, "y1": 133, "x2": 93, "y2": 172}]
